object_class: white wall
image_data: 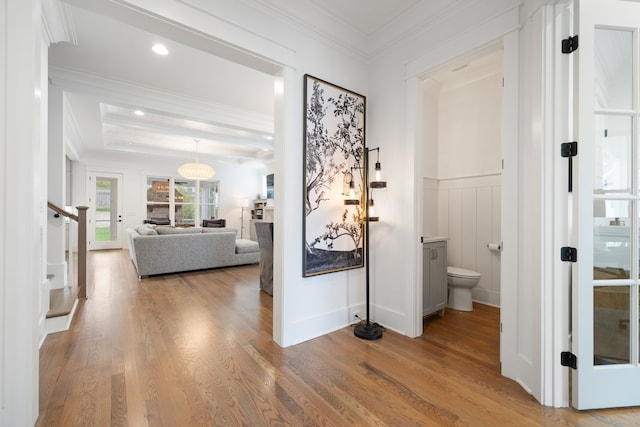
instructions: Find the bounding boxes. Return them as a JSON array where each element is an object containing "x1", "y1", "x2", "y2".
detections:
[
  {"x1": 422, "y1": 178, "x2": 439, "y2": 236},
  {"x1": 422, "y1": 79, "x2": 440, "y2": 179},
  {"x1": 46, "y1": 85, "x2": 69, "y2": 300},
  {"x1": 438, "y1": 73, "x2": 503, "y2": 180},
  {"x1": 422, "y1": 81, "x2": 440, "y2": 238}
]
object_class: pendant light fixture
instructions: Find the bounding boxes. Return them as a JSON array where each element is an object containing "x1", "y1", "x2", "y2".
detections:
[{"x1": 178, "y1": 139, "x2": 215, "y2": 180}]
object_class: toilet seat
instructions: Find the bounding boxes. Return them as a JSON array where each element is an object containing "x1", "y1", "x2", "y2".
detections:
[{"x1": 447, "y1": 266, "x2": 481, "y2": 279}]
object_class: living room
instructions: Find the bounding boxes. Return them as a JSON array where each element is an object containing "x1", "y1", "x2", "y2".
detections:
[{"x1": 48, "y1": 5, "x2": 275, "y2": 241}]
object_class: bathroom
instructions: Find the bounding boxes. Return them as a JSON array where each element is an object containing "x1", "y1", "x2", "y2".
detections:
[{"x1": 421, "y1": 47, "x2": 503, "y2": 312}]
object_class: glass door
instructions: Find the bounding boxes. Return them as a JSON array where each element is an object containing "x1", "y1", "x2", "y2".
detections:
[
  {"x1": 572, "y1": 0, "x2": 640, "y2": 409},
  {"x1": 88, "y1": 172, "x2": 123, "y2": 250}
]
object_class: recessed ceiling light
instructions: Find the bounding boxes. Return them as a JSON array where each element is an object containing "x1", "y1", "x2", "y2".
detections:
[
  {"x1": 152, "y1": 44, "x2": 169, "y2": 55},
  {"x1": 134, "y1": 110, "x2": 145, "y2": 116}
]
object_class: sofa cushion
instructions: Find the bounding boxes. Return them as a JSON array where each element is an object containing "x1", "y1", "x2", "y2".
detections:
[
  {"x1": 135, "y1": 224, "x2": 158, "y2": 235},
  {"x1": 202, "y1": 227, "x2": 237, "y2": 235},
  {"x1": 156, "y1": 226, "x2": 202, "y2": 235},
  {"x1": 235, "y1": 239, "x2": 259, "y2": 254}
]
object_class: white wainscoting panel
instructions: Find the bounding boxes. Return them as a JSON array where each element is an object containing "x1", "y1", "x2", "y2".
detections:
[
  {"x1": 438, "y1": 174, "x2": 501, "y2": 306},
  {"x1": 447, "y1": 187, "x2": 463, "y2": 266},
  {"x1": 461, "y1": 187, "x2": 478, "y2": 269}
]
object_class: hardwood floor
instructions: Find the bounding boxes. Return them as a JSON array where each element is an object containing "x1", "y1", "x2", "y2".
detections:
[{"x1": 37, "y1": 249, "x2": 639, "y2": 426}]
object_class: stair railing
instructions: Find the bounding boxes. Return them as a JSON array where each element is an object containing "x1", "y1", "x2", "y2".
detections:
[{"x1": 48, "y1": 202, "x2": 89, "y2": 299}]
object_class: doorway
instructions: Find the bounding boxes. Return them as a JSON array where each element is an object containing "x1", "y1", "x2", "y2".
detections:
[
  {"x1": 421, "y1": 48, "x2": 503, "y2": 311},
  {"x1": 61, "y1": 2, "x2": 282, "y2": 344},
  {"x1": 411, "y1": 33, "x2": 521, "y2": 391}
]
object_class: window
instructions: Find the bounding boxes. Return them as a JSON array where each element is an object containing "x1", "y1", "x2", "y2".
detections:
[
  {"x1": 146, "y1": 177, "x2": 219, "y2": 226},
  {"x1": 174, "y1": 179, "x2": 196, "y2": 225},
  {"x1": 199, "y1": 180, "x2": 219, "y2": 221},
  {"x1": 146, "y1": 178, "x2": 171, "y2": 222}
]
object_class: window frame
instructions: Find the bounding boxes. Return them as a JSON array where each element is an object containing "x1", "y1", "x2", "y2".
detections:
[{"x1": 146, "y1": 177, "x2": 219, "y2": 226}]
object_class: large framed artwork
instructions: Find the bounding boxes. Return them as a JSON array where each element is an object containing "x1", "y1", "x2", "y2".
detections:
[{"x1": 303, "y1": 74, "x2": 365, "y2": 277}]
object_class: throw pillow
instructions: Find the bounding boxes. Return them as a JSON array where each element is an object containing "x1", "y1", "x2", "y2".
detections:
[{"x1": 135, "y1": 224, "x2": 158, "y2": 235}]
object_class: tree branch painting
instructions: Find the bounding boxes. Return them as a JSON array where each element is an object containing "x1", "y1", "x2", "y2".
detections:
[{"x1": 303, "y1": 75, "x2": 365, "y2": 277}]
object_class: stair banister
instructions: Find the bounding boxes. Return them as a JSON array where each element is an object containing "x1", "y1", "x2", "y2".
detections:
[
  {"x1": 47, "y1": 202, "x2": 89, "y2": 299},
  {"x1": 76, "y1": 206, "x2": 88, "y2": 299}
]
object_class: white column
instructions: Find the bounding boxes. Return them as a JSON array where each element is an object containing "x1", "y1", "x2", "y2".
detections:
[{"x1": 0, "y1": 0, "x2": 43, "y2": 425}]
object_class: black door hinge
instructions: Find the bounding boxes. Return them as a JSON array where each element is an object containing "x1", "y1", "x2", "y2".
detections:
[
  {"x1": 561, "y1": 141, "x2": 578, "y2": 192},
  {"x1": 561, "y1": 141, "x2": 577, "y2": 158},
  {"x1": 561, "y1": 247, "x2": 577, "y2": 262},
  {"x1": 561, "y1": 351, "x2": 577, "y2": 369},
  {"x1": 562, "y1": 35, "x2": 579, "y2": 54}
]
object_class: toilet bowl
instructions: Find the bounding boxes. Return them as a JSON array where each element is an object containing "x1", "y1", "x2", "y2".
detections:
[{"x1": 447, "y1": 267, "x2": 481, "y2": 311}]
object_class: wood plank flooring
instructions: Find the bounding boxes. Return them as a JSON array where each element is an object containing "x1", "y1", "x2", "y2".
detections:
[{"x1": 36, "y1": 249, "x2": 640, "y2": 426}]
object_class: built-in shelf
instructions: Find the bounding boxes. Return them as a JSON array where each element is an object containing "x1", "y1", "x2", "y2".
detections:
[{"x1": 250, "y1": 199, "x2": 274, "y2": 241}]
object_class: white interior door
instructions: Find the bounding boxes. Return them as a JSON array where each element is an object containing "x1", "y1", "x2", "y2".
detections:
[
  {"x1": 88, "y1": 172, "x2": 123, "y2": 250},
  {"x1": 572, "y1": 0, "x2": 640, "y2": 409}
]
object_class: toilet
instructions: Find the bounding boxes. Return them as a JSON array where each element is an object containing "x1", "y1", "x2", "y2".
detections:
[{"x1": 447, "y1": 267, "x2": 481, "y2": 311}]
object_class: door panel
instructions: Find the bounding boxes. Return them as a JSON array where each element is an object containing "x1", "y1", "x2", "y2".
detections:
[
  {"x1": 572, "y1": 0, "x2": 640, "y2": 409},
  {"x1": 89, "y1": 172, "x2": 123, "y2": 250}
]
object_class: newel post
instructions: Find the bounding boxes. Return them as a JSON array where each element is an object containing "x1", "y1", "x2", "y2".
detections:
[{"x1": 76, "y1": 206, "x2": 89, "y2": 299}]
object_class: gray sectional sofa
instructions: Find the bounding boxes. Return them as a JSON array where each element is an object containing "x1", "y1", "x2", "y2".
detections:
[{"x1": 126, "y1": 224, "x2": 259, "y2": 278}]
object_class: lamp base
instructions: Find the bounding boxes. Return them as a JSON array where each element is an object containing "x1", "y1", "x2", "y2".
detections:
[{"x1": 354, "y1": 322, "x2": 383, "y2": 340}]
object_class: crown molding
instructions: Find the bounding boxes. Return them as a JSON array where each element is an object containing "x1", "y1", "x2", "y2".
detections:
[
  {"x1": 42, "y1": 0, "x2": 78, "y2": 46},
  {"x1": 242, "y1": 0, "x2": 370, "y2": 61}
]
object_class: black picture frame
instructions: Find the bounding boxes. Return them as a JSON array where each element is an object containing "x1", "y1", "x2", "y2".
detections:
[{"x1": 303, "y1": 74, "x2": 365, "y2": 277}]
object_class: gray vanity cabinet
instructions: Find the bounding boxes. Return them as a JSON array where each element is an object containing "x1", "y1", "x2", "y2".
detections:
[{"x1": 423, "y1": 239, "x2": 448, "y2": 317}]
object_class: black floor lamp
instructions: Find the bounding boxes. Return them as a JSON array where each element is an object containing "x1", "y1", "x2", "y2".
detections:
[
  {"x1": 353, "y1": 147, "x2": 387, "y2": 340},
  {"x1": 237, "y1": 199, "x2": 249, "y2": 239}
]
